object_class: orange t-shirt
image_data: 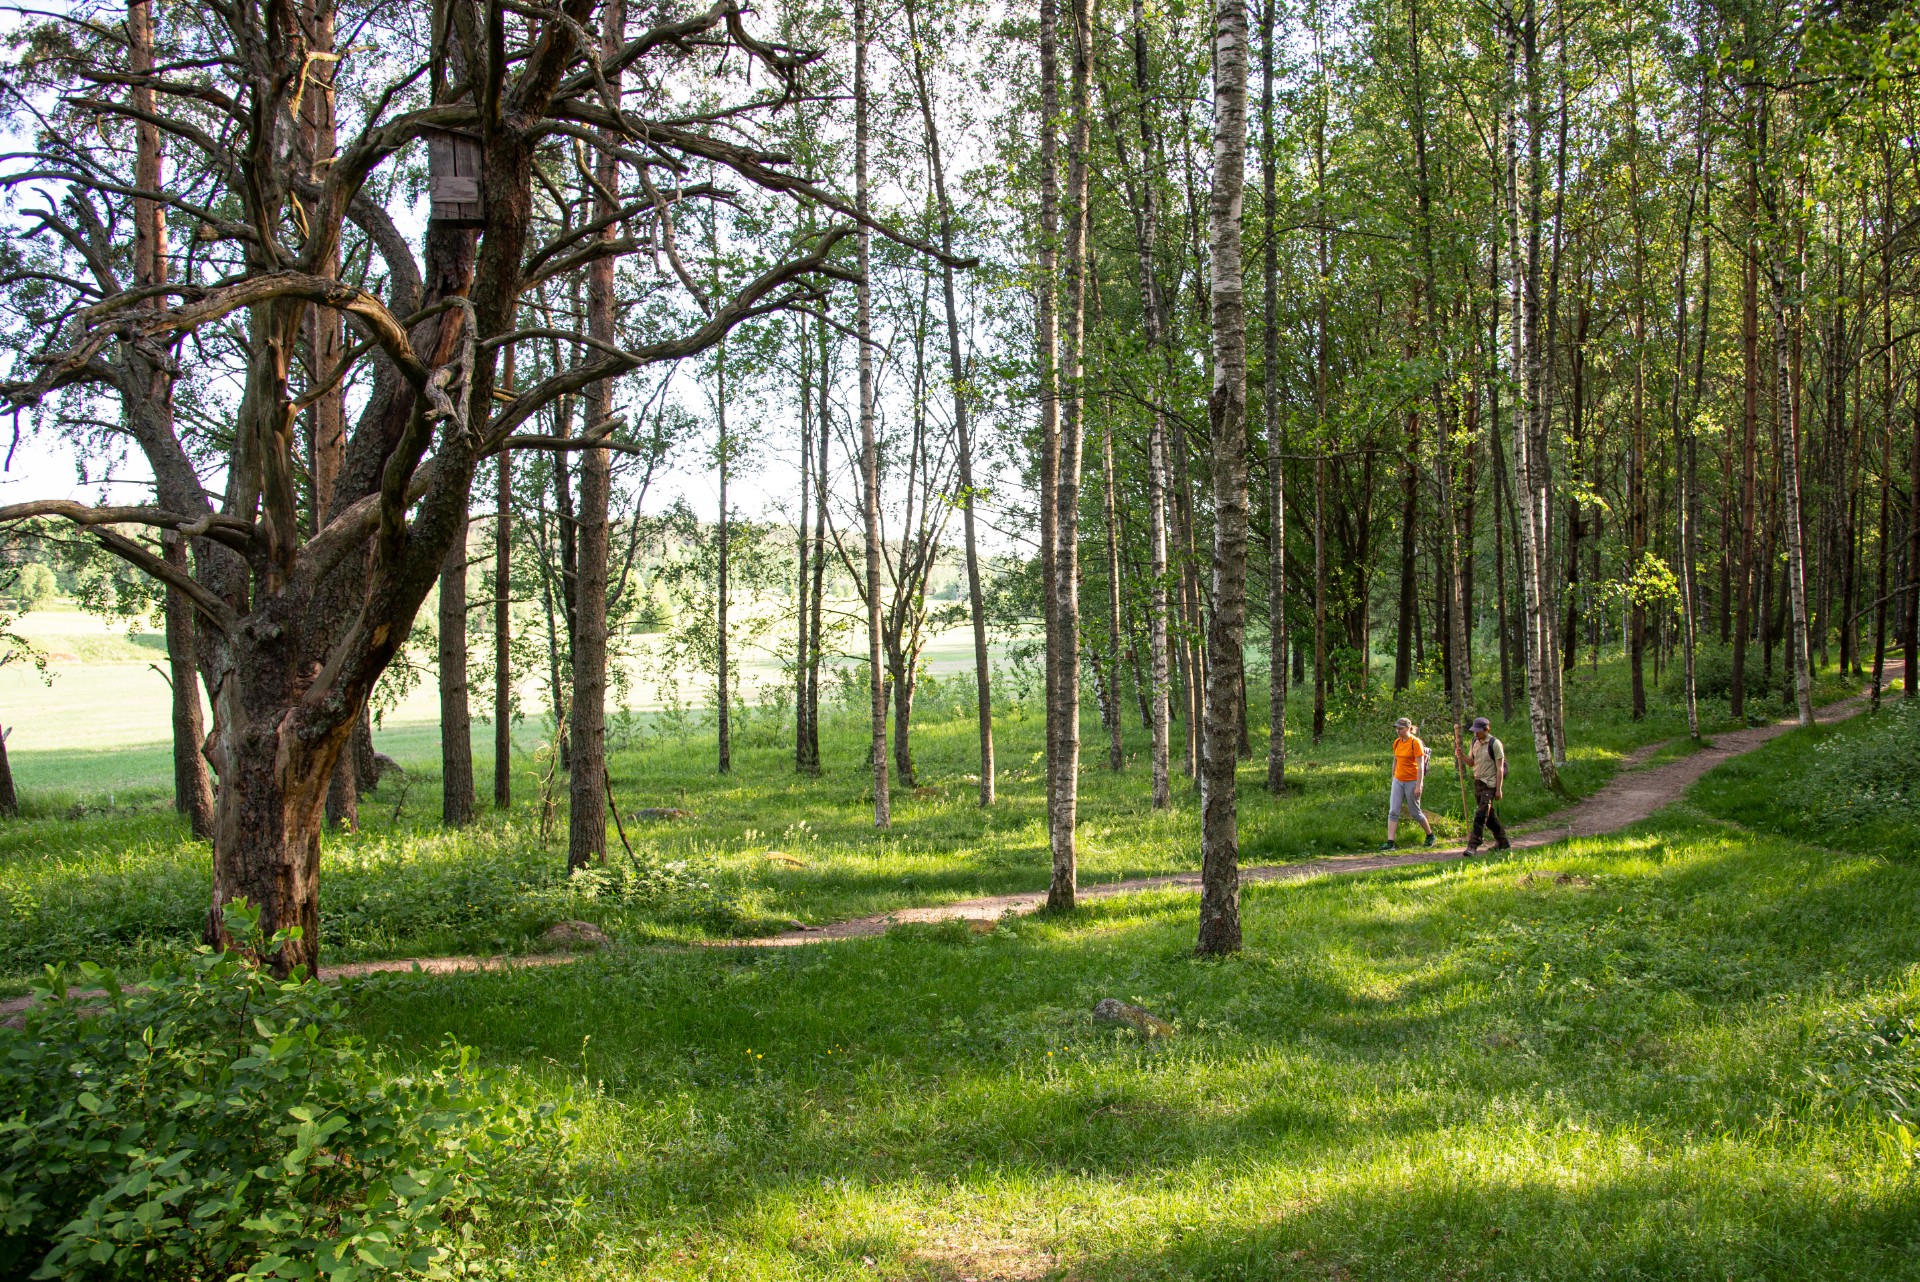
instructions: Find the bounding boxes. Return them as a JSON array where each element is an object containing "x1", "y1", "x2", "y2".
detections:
[{"x1": 1392, "y1": 735, "x2": 1427, "y2": 782}]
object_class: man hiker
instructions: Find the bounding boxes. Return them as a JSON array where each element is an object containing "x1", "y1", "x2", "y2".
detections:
[
  {"x1": 1465, "y1": 716, "x2": 1511, "y2": 855},
  {"x1": 1382, "y1": 716, "x2": 1436, "y2": 850}
]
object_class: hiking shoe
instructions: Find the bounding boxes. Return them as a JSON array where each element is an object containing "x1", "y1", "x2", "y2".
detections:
[
  {"x1": 1423, "y1": 832, "x2": 1436, "y2": 847},
  {"x1": 1463, "y1": 845, "x2": 1478, "y2": 857},
  {"x1": 1494, "y1": 840, "x2": 1512, "y2": 851},
  {"x1": 1380, "y1": 840, "x2": 1397, "y2": 851}
]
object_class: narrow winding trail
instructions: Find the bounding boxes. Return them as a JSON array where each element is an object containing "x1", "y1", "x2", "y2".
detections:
[
  {"x1": 0, "y1": 693, "x2": 1877, "y2": 1017},
  {"x1": 722, "y1": 692, "x2": 1871, "y2": 946}
]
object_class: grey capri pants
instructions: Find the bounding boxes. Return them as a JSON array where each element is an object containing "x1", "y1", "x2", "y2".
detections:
[{"x1": 1388, "y1": 778, "x2": 1426, "y2": 822}]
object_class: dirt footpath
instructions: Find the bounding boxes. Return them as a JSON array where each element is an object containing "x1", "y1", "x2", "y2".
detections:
[{"x1": 0, "y1": 693, "x2": 1876, "y2": 1017}]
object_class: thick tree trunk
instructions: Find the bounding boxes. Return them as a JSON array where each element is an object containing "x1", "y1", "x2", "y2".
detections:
[
  {"x1": 205, "y1": 643, "x2": 354, "y2": 976},
  {"x1": 1197, "y1": 0, "x2": 1249, "y2": 957},
  {"x1": 856, "y1": 0, "x2": 890, "y2": 826},
  {"x1": 892, "y1": 660, "x2": 916, "y2": 786},
  {"x1": 439, "y1": 518, "x2": 475, "y2": 825},
  {"x1": 1625, "y1": 45, "x2": 1648, "y2": 721}
]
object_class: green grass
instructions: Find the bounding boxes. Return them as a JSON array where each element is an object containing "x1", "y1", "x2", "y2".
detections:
[
  {"x1": 341, "y1": 808, "x2": 1920, "y2": 1279},
  {"x1": 0, "y1": 655, "x2": 1767, "y2": 989},
  {"x1": 1692, "y1": 691, "x2": 1920, "y2": 857},
  {"x1": 7, "y1": 655, "x2": 1913, "y2": 1277}
]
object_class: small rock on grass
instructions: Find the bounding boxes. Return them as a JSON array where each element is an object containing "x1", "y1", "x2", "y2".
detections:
[
  {"x1": 1092, "y1": 998, "x2": 1174, "y2": 1038},
  {"x1": 632, "y1": 807, "x2": 697, "y2": 821},
  {"x1": 542, "y1": 920, "x2": 610, "y2": 950}
]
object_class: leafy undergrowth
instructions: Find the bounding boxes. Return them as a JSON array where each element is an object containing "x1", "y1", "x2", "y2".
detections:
[
  {"x1": 342, "y1": 808, "x2": 1920, "y2": 1280},
  {"x1": 1692, "y1": 697, "x2": 1920, "y2": 856},
  {"x1": 0, "y1": 902, "x2": 570, "y2": 1281},
  {"x1": 0, "y1": 656, "x2": 1845, "y2": 989}
]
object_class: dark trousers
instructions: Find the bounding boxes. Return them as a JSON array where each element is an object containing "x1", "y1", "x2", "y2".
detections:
[{"x1": 1470, "y1": 780, "x2": 1508, "y2": 848}]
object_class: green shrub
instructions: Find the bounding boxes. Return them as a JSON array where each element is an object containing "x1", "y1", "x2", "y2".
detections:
[
  {"x1": 0, "y1": 901, "x2": 563, "y2": 1281},
  {"x1": 1789, "y1": 702, "x2": 1920, "y2": 828},
  {"x1": 1675, "y1": 641, "x2": 1779, "y2": 704}
]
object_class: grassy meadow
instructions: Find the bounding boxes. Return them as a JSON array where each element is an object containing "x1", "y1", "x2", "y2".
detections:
[
  {"x1": 1, "y1": 645, "x2": 1862, "y2": 989},
  {"x1": 4, "y1": 632, "x2": 1914, "y2": 1280}
]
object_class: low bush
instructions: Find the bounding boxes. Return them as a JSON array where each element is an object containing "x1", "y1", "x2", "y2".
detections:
[
  {"x1": 1674, "y1": 641, "x2": 1778, "y2": 704},
  {"x1": 1788, "y1": 702, "x2": 1920, "y2": 829},
  {"x1": 0, "y1": 902, "x2": 565, "y2": 1281}
]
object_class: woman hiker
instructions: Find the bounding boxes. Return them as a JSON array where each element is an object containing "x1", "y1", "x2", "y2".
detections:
[
  {"x1": 1464, "y1": 716, "x2": 1512, "y2": 855},
  {"x1": 1383, "y1": 716, "x2": 1436, "y2": 850}
]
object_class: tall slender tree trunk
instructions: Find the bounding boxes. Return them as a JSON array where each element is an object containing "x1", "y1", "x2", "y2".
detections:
[
  {"x1": 164, "y1": 536, "x2": 215, "y2": 837},
  {"x1": 1508, "y1": 1, "x2": 1560, "y2": 790},
  {"x1": 716, "y1": 340, "x2": 733, "y2": 772},
  {"x1": 1733, "y1": 121, "x2": 1760, "y2": 719},
  {"x1": 1103, "y1": 420, "x2": 1125, "y2": 771},
  {"x1": 1127, "y1": 0, "x2": 1173, "y2": 809},
  {"x1": 856, "y1": 0, "x2": 890, "y2": 826},
  {"x1": 1046, "y1": 0, "x2": 1092, "y2": 911},
  {"x1": 439, "y1": 522, "x2": 475, "y2": 825},
  {"x1": 566, "y1": 0, "x2": 623, "y2": 868},
  {"x1": 1625, "y1": 37, "x2": 1649, "y2": 721},
  {"x1": 795, "y1": 316, "x2": 815, "y2": 773},
  {"x1": 904, "y1": 11, "x2": 994, "y2": 802},
  {"x1": 1409, "y1": 0, "x2": 1468, "y2": 804},
  {"x1": 1395, "y1": 390, "x2": 1420, "y2": 691},
  {"x1": 1197, "y1": 0, "x2": 1249, "y2": 957},
  {"x1": 1310, "y1": 16, "x2": 1329, "y2": 744},
  {"x1": 809, "y1": 316, "x2": 831, "y2": 757},
  {"x1": 1762, "y1": 138, "x2": 1814, "y2": 725},
  {"x1": 0, "y1": 726, "x2": 15, "y2": 818},
  {"x1": 131, "y1": 0, "x2": 214, "y2": 839},
  {"x1": 1872, "y1": 158, "x2": 1894, "y2": 708},
  {"x1": 1905, "y1": 376, "x2": 1919, "y2": 700},
  {"x1": 1261, "y1": 0, "x2": 1286, "y2": 795},
  {"x1": 494, "y1": 440, "x2": 513, "y2": 807}
]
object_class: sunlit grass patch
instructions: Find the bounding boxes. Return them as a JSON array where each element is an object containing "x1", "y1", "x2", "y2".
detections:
[{"x1": 331, "y1": 789, "x2": 1920, "y2": 1278}]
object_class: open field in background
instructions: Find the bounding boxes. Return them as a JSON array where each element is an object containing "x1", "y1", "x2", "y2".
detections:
[{"x1": 0, "y1": 604, "x2": 1015, "y2": 789}]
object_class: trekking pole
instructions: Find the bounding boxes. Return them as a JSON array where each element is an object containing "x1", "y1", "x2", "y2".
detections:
[{"x1": 1453, "y1": 721, "x2": 1470, "y2": 824}]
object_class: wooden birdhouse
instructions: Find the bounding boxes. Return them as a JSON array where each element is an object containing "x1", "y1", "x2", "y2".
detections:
[{"x1": 425, "y1": 128, "x2": 485, "y2": 227}]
